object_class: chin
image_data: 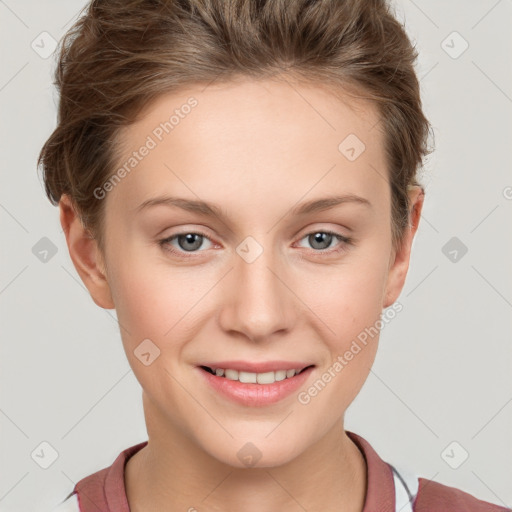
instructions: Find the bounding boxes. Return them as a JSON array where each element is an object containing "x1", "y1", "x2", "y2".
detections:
[{"x1": 202, "y1": 436, "x2": 303, "y2": 469}]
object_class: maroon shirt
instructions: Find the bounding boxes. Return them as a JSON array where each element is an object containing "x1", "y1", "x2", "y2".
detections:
[{"x1": 62, "y1": 431, "x2": 509, "y2": 511}]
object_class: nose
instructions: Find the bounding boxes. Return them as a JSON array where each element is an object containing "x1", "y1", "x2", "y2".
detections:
[{"x1": 217, "y1": 240, "x2": 296, "y2": 343}]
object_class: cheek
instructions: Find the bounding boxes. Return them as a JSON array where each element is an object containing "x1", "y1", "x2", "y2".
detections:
[
  {"x1": 298, "y1": 252, "x2": 389, "y2": 397},
  {"x1": 299, "y1": 276, "x2": 385, "y2": 413},
  {"x1": 107, "y1": 255, "x2": 182, "y2": 347},
  {"x1": 110, "y1": 268, "x2": 192, "y2": 407},
  {"x1": 302, "y1": 253, "x2": 389, "y2": 336},
  {"x1": 107, "y1": 253, "x2": 213, "y2": 375}
]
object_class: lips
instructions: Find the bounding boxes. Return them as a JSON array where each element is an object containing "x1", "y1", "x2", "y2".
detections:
[{"x1": 196, "y1": 363, "x2": 316, "y2": 406}]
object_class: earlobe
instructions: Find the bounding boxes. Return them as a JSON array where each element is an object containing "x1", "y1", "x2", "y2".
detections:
[
  {"x1": 382, "y1": 186, "x2": 425, "y2": 309},
  {"x1": 59, "y1": 194, "x2": 115, "y2": 310}
]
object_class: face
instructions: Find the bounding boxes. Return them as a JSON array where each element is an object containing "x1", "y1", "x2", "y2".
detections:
[{"x1": 62, "y1": 77, "x2": 422, "y2": 469}]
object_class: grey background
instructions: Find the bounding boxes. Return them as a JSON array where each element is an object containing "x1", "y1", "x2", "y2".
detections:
[{"x1": 1, "y1": 0, "x2": 511, "y2": 510}]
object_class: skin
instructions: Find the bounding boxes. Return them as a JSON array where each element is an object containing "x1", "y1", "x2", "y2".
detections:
[{"x1": 59, "y1": 77, "x2": 424, "y2": 512}]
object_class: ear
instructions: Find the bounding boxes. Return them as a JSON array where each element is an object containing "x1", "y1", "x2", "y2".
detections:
[
  {"x1": 382, "y1": 186, "x2": 425, "y2": 308},
  {"x1": 59, "y1": 194, "x2": 115, "y2": 310}
]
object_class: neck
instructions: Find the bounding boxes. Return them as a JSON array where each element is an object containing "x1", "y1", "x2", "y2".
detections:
[{"x1": 125, "y1": 397, "x2": 367, "y2": 512}]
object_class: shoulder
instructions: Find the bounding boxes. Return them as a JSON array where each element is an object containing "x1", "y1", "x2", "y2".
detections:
[
  {"x1": 414, "y1": 477, "x2": 510, "y2": 511},
  {"x1": 59, "y1": 441, "x2": 148, "y2": 512},
  {"x1": 49, "y1": 493, "x2": 80, "y2": 512}
]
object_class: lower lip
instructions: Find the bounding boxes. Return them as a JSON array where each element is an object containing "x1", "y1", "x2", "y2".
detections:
[{"x1": 196, "y1": 366, "x2": 315, "y2": 407}]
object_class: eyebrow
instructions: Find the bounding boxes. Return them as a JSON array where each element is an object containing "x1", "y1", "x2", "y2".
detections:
[{"x1": 134, "y1": 193, "x2": 372, "y2": 218}]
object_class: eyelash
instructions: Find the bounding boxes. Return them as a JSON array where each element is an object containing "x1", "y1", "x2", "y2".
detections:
[{"x1": 158, "y1": 229, "x2": 353, "y2": 259}]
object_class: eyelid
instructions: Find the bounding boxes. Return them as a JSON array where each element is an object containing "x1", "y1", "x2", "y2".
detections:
[{"x1": 295, "y1": 222, "x2": 352, "y2": 239}]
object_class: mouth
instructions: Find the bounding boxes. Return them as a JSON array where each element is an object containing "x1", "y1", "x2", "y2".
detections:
[{"x1": 196, "y1": 363, "x2": 316, "y2": 406}]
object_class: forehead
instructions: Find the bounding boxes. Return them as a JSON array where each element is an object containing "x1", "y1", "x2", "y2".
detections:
[{"x1": 109, "y1": 77, "x2": 387, "y2": 214}]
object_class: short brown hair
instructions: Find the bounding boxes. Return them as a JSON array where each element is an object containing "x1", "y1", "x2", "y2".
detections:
[{"x1": 38, "y1": 0, "x2": 434, "y2": 255}]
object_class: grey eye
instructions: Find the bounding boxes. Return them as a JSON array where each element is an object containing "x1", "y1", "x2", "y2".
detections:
[{"x1": 307, "y1": 232, "x2": 336, "y2": 250}]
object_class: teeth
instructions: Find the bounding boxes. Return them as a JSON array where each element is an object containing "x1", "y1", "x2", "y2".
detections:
[{"x1": 210, "y1": 367, "x2": 306, "y2": 384}]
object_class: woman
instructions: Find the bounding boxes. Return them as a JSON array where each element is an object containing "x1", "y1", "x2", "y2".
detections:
[{"x1": 39, "y1": 0, "x2": 506, "y2": 510}]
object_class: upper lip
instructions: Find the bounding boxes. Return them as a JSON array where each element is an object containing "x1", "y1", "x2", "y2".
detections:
[{"x1": 198, "y1": 360, "x2": 314, "y2": 373}]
